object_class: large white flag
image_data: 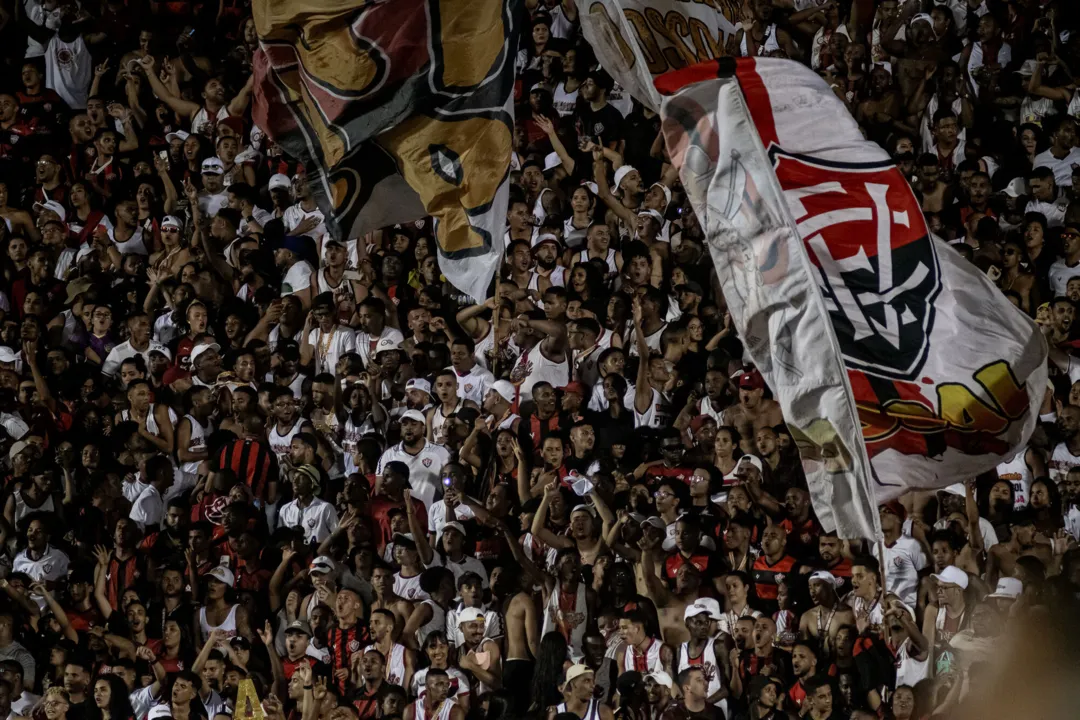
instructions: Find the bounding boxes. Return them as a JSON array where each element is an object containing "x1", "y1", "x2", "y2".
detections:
[{"x1": 656, "y1": 58, "x2": 1048, "y2": 538}]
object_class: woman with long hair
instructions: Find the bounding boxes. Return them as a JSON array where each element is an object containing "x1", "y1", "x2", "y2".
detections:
[
  {"x1": 529, "y1": 631, "x2": 570, "y2": 714},
  {"x1": 712, "y1": 426, "x2": 743, "y2": 489},
  {"x1": 1030, "y1": 477, "x2": 1064, "y2": 534},
  {"x1": 411, "y1": 631, "x2": 471, "y2": 715},
  {"x1": 89, "y1": 674, "x2": 135, "y2": 720}
]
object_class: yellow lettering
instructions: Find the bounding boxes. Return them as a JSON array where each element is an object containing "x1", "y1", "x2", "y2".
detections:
[
  {"x1": 644, "y1": 8, "x2": 694, "y2": 70},
  {"x1": 235, "y1": 679, "x2": 265, "y2": 720},
  {"x1": 687, "y1": 17, "x2": 723, "y2": 61},
  {"x1": 975, "y1": 361, "x2": 1027, "y2": 420},
  {"x1": 937, "y1": 383, "x2": 1009, "y2": 435}
]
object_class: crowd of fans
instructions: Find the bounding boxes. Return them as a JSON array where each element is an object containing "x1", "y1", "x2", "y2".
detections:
[{"x1": 0, "y1": 0, "x2": 1078, "y2": 720}]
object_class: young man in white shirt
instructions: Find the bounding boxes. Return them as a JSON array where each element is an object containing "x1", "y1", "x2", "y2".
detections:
[
  {"x1": 376, "y1": 410, "x2": 451, "y2": 509},
  {"x1": 873, "y1": 501, "x2": 928, "y2": 607},
  {"x1": 278, "y1": 464, "x2": 339, "y2": 545}
]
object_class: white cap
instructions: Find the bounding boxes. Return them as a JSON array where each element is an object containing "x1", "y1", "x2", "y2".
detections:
[
  {"x1": 161, "y1": 215, "x2": 183, "y2": 230},
  {"x1": 457, "y1": 607, "x2": 485, "y2": 625},
  {"x1": 189, "y1": 342, "x2": 221, "y2": 366},
  {"x1": 268, "y1": 173, "x2": 292, "y2": 191},
  {"x1": 808, "y1": 570, "x2": 842, "y2": 588},
  {"x1": 147, "y1": 706, "x2": 172, "y2": 720},
  {"x1": 33, "y1": 200, "x2": 66, "y2": 221},
  {"x1": 691, "y1": 597, "x2": 722, "y2": 620},
  {"x1": 405, "y1": 377, "x2": 432, "y2": 396},
  {"x1": 645, "y1": 671, "x2": 673, "y2": 688},
  {"x1": 613, "y1": 165, "x2": 638, "y2": 191},
  {"x1": 165, "y1": 130, "x2": 190, "y2": 144},
  {"x1": 400, "y1": 409, "x2": 427, "y2": 425},
  {"x1": 650, "y1": 182, "x2": 672, "y2": 210},
  {"x1": 637, "y1": 208, "x2": 665, "y2": 225},
  {"x1": 544, "y1": 152, "x2": 562, "y2": 173},
  {"x1": 201, "y1": 157, "x2": 225, "y2": 175},
  {"x1": 374, "y1": 336, "x2": 401, "y2": 356},
  {"x1": 684, "y1": 603, "x2": 712, "y2": 621},
  {"x1": 489, "y1": 379, "x2": 515, "y2": 403},
  {"x1": 988, "y1": 576, "x2": 1023, "y2": 599},
  {"x1": 442, "y1": 521, "x2": 467, "y2": 537},
  {"x1": 932, "y1": 565, "x2": 969, "y2": 590},
  {"x1": 207, "y1": 565, "x2": 234, "y2": 586},
  {"x1": 1002, "y1": 177, "x2": 1027, "y2": 198},
  {"x1": 737, "y1": 454, "x2": 764, "y2": 473},
  {"x1": 310, "y1": 556, "x2": 337, "y2": 575},
  {"x1": 0, "y1": 347, "x2": 16, "y2": 364}
]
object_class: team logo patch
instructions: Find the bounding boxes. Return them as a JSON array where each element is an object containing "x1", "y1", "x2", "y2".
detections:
[
  {"x1": 464, "y1": 384, "x2": 473, "y2": 393},
  {"x1": 773, "y1": 151, "x2": 941, "y2": 382},
  {"x1": 422, "y1": 458, "x2": 433, "y2": 467},
  {"x1": 348, "y1": 639, "x2": 360, "y2": 652}
]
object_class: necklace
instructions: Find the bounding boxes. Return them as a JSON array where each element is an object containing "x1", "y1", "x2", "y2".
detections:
[{"x1": 317, "y1": 326, "x2": 336, "y2": 369}]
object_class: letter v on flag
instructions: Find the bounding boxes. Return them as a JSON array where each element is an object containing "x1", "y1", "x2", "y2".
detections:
[{"x1": 655, "y1": 58, "x2": 1047, "y2": 539}]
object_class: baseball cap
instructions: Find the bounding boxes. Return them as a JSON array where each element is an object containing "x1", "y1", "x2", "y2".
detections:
[
  {"x1": 489, "y1": 379, "x2": 515, "y2": 403},
  {"x1": 165, "y1": 130, "x2": 190, "y2": 144},
  {"x1": 405, "y1": 377, "x2": 432, "y2": 396},
  {"x1": 562, "y1": 664, "x2": 594, "y2": 690},
  {"x1": 161, "y1": 215, "x2": 183, "y2": 230},
  {"x1": 32, "y1": 200, "x2": 66, "y2": 221},
  {"x1": 637, "y1": 208, "x2": 664, "y2": 225},
  {"x1": 1002, "y1": 177, "x2": 1027, "y2": 198},
  {"x1": 268, "y1": 173, "x2": 291, "y2": 191},
  {"x1": 310, "y1": 556, "x2": 337, "y2": 575},
  {"x1": 400, "y1": 409, "x2": 426, "y2": 425},
  {"x1": 8, "y1": 441, "x2": 29, "y2": 462},
  {"x1": 201, "y1": 157, "x2": 225, "y2": 175},
  {"x1": 457, "y1": 607, "x2": 485, "y2": 625},
  {"x1": 738, "y1": 368, "x2": 765, "y2": 391},
  {"x1": 207, "y1": 566, "x2": 235, "y2": 586},
  {"x1": 676, "y1": 280, "x2": 704, "y2": 296},
  {"x1": 147, "y1": 706, "x2": 172, "y2": 720},
  {"x1": 639, "y1": 515, "x2": 667, "y2": 530},
  {"x1": 442, "y1": 521, "x2": 467, "y2": 537},
  {"x1": 932, "y1": 565, "x2": 969, "y2": 590},
  {"x1": 808, "y1": 570, "x2": 841, "y2": 588},
  {"x1": 392, "y1": 532, "x2": 417, "y2": 549},
  {"x1": 285, "y1": 619, "x2": 312, "y2": 636},
  {"x1": 532, "y1": 233, "x2": 561, "y2": 250},
  {"x1": 543, "y1": 152, "x2": 562, "y2": 173},
  {"x1": 0, "y1": 347, "x2": 17, "y2": 364},
  {"x1": 693, "y1": 597, "x2": 723, "y2": 620},
  {"x1": 649, "y1": 182, "x2": 672, "y2": 209},
  {"x1": 614, "y1": 165, "x2": 638, "y2": 191},
  {"x1": 189, "y1": 342, "x2": 221, "y2": 366},
  {"x1": 374, "y1": 336, "x2": 401, "y2": 357},
  {"x1": 737, "y1": 454, "x2": 763, "y2": 473},
  {"x1": 684, "y1": 603, "x2": 712, "y2": 621},
  {"x1": 561, "y1": 381, "x2": 586, "y2": 396},
  {"x1": 987, "y1": 577, "x2": 1023, "y2": 599},
  {"x1": 881, "y1": 499, "x2": 907, "y2": 520},
  {"x1": 645, "y1": 671, "x2": 673, "y2": 688}
]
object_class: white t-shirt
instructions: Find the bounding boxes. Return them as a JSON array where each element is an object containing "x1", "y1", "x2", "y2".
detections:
[
  {"x1": 129, "y1": 485, "x2": 165, "y2": 531},
  {"x1": 356, "y1": 327, "x2": 404, "y2": 368},
  {"x1": 307, "y1": 325, "x2": 357, "y2": 376},
  {"x1": 45, "y1": 35, "x2": 91, "y2": 109},
  {"x1": 12, "y1": 544, "x2": 69, "y2": 582},
  {"x1": 282, "y1": 260, "x2": 314, "y2": 296},
  {"x1": 1048, "y1": 257, "x2": 1080, "y2": 297},
  {"x1": 1026, "y1": 198, "x2": 1069, "y2": 228},
  {"x1": 427, "y1": 500, "x2": 476, "y2": 542},
  {"x1": 278, "y1": 496, "x2": 339, "y2": 544},
  {"x1": 1049, "y1": 442, "x2": 1080, "y2": 483},
  {"x1": 376, "y1": 440, "x2": 452, "y2": 509},
  {"x1": 873, "y1": 535, "x2": 927, "y2": 607},
  {"x1": 198, "y1": 190, "x2": 229, "y2": 217},
  {"x1": 1034, "y1": 147, "x2": 1080, "y2": 187},
  {"x1": 283, "y1": 204, "x2": 327, "y2": 239},
  {"x1": 449, "y1": 365, "x2": 494, "y2": 406}
]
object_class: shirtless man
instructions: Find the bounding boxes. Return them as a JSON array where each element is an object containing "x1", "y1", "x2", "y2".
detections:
[
  {"x1": 500, "y1": 562, "x2": 540, "y2": 700},
  {"x1": 458, "y1": 609, "x2": 503, "y2": 693},
  {"x1": 916, "y1": 154, "x2": 951, "y2": 213},
  {"x1": 986, "y1": 511, "x2": 1052, "y2": 587},
  {"x1": 798, "y1": 571, "x2": 855, "y2": 657},
  {"x1": 369, "y1": 561, "x2": 414, "y2": 639},
  {"x1": 722, "y1": 369, "x2": 783, "y2": 454},
  {"x1": 640, "y1": 542, "x2": 705, "y2": 647}
]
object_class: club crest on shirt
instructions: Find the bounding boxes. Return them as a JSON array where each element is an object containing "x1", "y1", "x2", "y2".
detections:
[
  {"x1": 422, "y1": 458, "x2": 433, "y2": 467},
  {"x1": 348, "y1": 639, "x2": 361, "y2": 652}
]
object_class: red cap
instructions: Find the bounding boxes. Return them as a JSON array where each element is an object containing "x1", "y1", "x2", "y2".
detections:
[
  {"x1": 738, "y1": 369, "x2": 765, "y2": 391},
  {"x1": 881, "y1": 500, "x2": 907, "y2": 520},
  {"x1": 561, "y1": 382, "x2": 586, "y2": 396}
]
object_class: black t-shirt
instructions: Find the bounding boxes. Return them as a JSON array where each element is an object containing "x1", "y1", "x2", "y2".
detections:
[{"x1": 577, "y1": 102, "x2": 626, "y2": 148}]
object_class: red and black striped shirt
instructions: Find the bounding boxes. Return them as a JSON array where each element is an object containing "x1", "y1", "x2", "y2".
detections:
[
  {"x1": 327, "y1": 623, "x2": 369, "y2": 693},
  {"x1": 219, "y1": 438, "x2": 279, "y2": 501}
]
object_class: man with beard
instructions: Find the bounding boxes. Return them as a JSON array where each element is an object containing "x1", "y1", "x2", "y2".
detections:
[
  {"x1": 355, "y1": 298, "x2": 404, "y2": 370},
  {"x1": 365, "y1": 610, "x2": 415, "y2": 690},
  {"x1": 751, "y1": 525, "x2": 798, "y2": 615},
  {"x1": 660, "y1": 667, "x2": 722, "y2": 720},
  {"x1": 721, "y1": 369, "x2": 783, "y2": 455},
  {"x1": 787, "y1": 640, "x2": 819, "y2": 711},
  {"x1": 144, "y1": 565, "x2": 192, "y2": 639},
  {"x1": 987, "y1": 511, "x2": 1052, "y2": 588},
  {"x1": 59, "y1": 568, "x2": 101, "y2": 632},
  {"x1": 480, "y1": 380, "x2": 520, "y2": 434},
  {"x1": 883, "y1": 597, "x2": 930, "y2": 690},
  {"x1": 273, "y1": 235, "x2": 315, "y2": 310},
  {"x1": 799, "y1": 571, "x2": 854, "y2": 658},
  {"x1": 376, "y1": 410, "x2": 451, "y2": 510},
  {"x1": 732, "y1": 617, "x2": 792, "y2": 693},
  {"x1": 643, "y1": 671, "x2": 675, "y2": 718},
  {"x1": 142, "y1": 500, "x2": 190, "y2": 566},
  {"x1": 530, "y1": 234, "x2": 566, "y2": 294}
]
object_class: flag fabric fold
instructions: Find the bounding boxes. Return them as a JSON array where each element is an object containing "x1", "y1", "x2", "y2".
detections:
[
  {"x1": 252, "y1": 0, "x2": 522, "y2": 302},
  {"x1": 657, "y1": 58, "x2": 1048, "y2": 538}
]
